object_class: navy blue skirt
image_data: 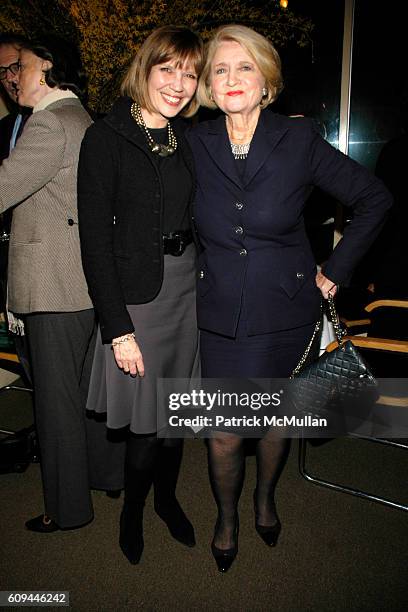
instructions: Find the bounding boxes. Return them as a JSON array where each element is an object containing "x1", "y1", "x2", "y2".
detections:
[
  {"x1": 199, "y1": 316, "x2": 318, "y2": 436},
  {"x1": 200, "y1": 316, "x2": 317, "y2": 379}
]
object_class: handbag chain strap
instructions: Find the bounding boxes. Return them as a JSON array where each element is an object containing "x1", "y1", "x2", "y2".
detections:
[
  {"x1": 327, "y1": 292, "x2": 346, "y2": 344},
  {"x1": 290, "y1": 292, "x2": 346, "y2": 378}
]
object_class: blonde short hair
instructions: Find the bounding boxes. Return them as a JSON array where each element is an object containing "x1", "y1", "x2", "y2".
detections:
[
  {"x1": 121, "y1": 25, "x2": 203, "y2": 118},
  {"x1": 197, "y1": 24, "x2": 283, "y2": 110}
]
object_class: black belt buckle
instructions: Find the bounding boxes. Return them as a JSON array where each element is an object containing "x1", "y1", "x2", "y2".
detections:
[{"x1": 163, "y1": 230, "x2": 192, "y2": 256}]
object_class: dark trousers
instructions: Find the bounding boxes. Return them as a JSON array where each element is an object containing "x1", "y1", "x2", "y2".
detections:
[
  {"x1": 25, "y1": 309, "x2": 101, "y2": 528},
  {"x1": 14, "y1": 332, "x2": 32, "y2": 386}
]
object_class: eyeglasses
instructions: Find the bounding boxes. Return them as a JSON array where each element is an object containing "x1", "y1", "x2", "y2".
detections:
[{"x1": 0, "y1": 61, "x2": 20, "y2": 81}]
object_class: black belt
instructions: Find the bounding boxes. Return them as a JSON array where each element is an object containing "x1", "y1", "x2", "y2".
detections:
[{"x1": 162, "y1": 230, "x2": 193, "y2": 256}]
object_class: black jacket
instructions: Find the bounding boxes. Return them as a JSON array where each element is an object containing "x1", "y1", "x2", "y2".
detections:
[
  {"x1": 78, "y1": 96, "x2": 196, "y2": 343},
  {"x1": 0, "y1": 112, "x2": 16, "y2": 162},
  {"x1": 187, "y1": 110, "x2": 393, "y2": 337}
]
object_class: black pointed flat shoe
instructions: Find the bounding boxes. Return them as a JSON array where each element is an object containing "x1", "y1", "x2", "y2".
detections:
[
  {"x1": 25, "y1": 514, "x2": 59, "y2": 533},
  {"x1": 211, "y1": 541, "x2": 238, "y2": 573},
  {"x1": 211, "y1": 517, "x2": 239, "y2": 573},
  {"x1": 253, "y1": 490, "x2": 281, "y2": 547},
  {"x1": 154, "y1": 500, "x2": 196, "y2": 548},
  {"x1": 255, "y1": 520, "x2": 281, "y2": 547}
]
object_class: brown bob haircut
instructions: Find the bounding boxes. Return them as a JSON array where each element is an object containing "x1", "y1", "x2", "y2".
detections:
[
  {"x1": 197, "y1": 24, "x2": 284, "y2": 110},
  {"x1": 121, "y1": 25, "x2": 204, "y2": 118}
]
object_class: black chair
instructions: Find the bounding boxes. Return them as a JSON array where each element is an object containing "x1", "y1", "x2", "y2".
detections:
[
  {"x1": 0, "y1": 350, "x2": 36, "y2": 473},
  {"x1": 298, "y1": 334, "x2": 408, "y2": 512},
  {"x1": 341, "y1": 298, "x2": 408, "y2": 340}
]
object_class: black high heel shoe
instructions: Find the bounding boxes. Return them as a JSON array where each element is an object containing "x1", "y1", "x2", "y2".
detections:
[
  {"x1": 211, "y1": 517, "x2": 239, "y2": 573},
  {"x1": 253, "y1": 490, "x2": 281, "y2": 547},
  {"x1": 119, "y1": 503, "x2": 144, "y2": 564}
]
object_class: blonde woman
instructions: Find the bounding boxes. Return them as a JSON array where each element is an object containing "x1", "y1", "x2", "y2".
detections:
[{"x1": 188, "y1": 24, "x2": 391, "y2": 572}]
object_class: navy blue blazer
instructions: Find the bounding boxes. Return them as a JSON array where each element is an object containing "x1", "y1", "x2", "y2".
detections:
[{"x1": 187, "y1": 110, "x2": 392, "y2": 337}]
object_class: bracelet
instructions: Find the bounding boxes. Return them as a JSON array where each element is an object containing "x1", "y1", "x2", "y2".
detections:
[{"x1": 111, "y1": 332, "x2": 136, "y2": 348}]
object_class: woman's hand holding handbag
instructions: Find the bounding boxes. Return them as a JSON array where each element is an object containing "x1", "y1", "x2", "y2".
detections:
[{"x1": 290, "y1": 293, "x2": 378, "y2": 430}]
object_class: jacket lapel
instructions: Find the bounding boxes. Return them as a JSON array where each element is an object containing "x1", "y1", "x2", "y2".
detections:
[
  {"x1": 105, "y1": 98, "x2": 195, "y2": 180},
  {"x1": 243, "y1": 110, "x2": 289, "y2": 187},
  {"x1": 104, "y1": 97, "x2": 149, "y2": 151},
  {"x1": 198, "y1": 114, "x2": 243, "y2": 190},
  {"x1": 197, "y1": 111, "x2": 289, "y2": 190}
]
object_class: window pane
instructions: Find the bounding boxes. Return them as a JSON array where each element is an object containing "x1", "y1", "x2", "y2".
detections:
[{"x1": 349, "y1": 0, "x2": 406, "y2": 170}]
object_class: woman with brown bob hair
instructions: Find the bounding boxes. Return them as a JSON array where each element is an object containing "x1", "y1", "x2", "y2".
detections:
[
  {"x1": 187, "y1": 24, "x2": 391, "y2": 572},
  {"x1": 78, "y1": 25, "x2": 203, "y2": 565}
]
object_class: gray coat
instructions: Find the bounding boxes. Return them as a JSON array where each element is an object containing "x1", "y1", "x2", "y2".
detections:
[{"x1": 0, "y1": 97, "x2": 93, "y2": 313}]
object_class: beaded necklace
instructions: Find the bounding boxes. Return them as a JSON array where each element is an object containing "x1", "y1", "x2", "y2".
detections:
[{"x1": 131, "y1": 102, "x2": 177, "y2": 157}]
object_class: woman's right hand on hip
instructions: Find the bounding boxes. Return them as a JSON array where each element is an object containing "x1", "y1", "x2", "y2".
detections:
[{"x1": 112, "y1": 335, "x2": 145, "y2": 377}]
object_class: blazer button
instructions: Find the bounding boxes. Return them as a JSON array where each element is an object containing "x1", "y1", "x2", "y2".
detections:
[
  {"x1": 67, "y1": 218, "x2": 74, "y2": 226},
  {"x1": 296, "y1": 272, "x2": 304, "y2": 279},
  {"x1": 234, "y1": 226, "x2": 244, "y2": 235},
  {"x1": 239, "y1": 248, "x2": 248, "y2": 257},
  {"x1": 235, "y1": 202, "x2": 244, "y2": 210},
  {"x1": 199, "y1": 270, "x2": 204, "y2": 279}
]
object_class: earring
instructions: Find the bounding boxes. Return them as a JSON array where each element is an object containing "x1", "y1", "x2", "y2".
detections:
[
  {"x1": 209, "y1": 88, "x2": 214, "y2": 102},
  {"x1": 39, "y1": 75, "x2": 46, "y2": 86},
  {"x1": 262, "y1": 87, "x2": 268, "y2": 97}
]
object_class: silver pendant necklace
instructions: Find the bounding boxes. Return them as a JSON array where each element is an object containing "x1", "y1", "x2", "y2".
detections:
[
  {"x1": 230, "y1": 141, "x2": 251, "y2": 159},
  {"x1": 131, "y1": 102, "x2": 177, "y2": 157}
]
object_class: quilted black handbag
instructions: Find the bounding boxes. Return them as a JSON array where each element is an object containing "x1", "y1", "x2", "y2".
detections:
[{"x1": 290, "y1": 294, "x2": 378, "y2": 424}]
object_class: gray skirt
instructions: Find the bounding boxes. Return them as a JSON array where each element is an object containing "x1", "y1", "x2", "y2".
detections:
[{"x1": 86, "y1": 244, "x2": 200, "y2": 434}]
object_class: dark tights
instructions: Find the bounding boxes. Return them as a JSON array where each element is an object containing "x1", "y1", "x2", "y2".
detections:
[
  {"x1": 208, "y1": 432, "x2": 289, "y2": 549},
  {"x1": 202, "y1": 321, "x2": 318, "y2": 550},
  {"x1": 124, "y1": 432, "x2": 184, "y2": 508}
]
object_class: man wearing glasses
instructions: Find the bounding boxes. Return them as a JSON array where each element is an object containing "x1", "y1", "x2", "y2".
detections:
[
  {"x1": 0, "y1": 32, "x2": 28, "y2": 164},
  {"x1": 0, "y1": 32, "x2": 31, "y2": 382}
]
